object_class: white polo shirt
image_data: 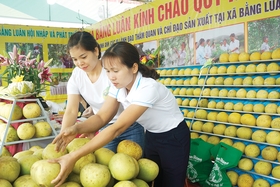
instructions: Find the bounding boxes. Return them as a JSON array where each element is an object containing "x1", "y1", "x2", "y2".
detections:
[
  {"x1": 109, "y1": 72, "x2": 184, "y2": 133},
  {"x1": 67, "y1": 67, "x2": 123, "y2": 123},
  {"x1": 229, "y1": 39, "x2": 240, "y2": 53},
  {"x1": 261, "y1": 42, "x2": 270, "y2": 52}
]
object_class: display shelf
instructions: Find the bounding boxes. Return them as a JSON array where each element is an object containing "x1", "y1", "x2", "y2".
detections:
[
  {"x1": 190, "y1": 130, "x2": 280, "y2": 149},
  {"x1": 188, "y1": 118, "x2": 278, "y2": 132},
  {"x1": 158, "y1": 59, "x2": 280, "y2": 185},
  {"x1": 234, "y1": 168, "x2": 280, "y2": 182},
  {"x1": 181, "y1": 106, "x2": 280, "y2": 117},
  {"x1": 0, "y1": 96, "x2": 58, "y2": 155},
  {"x1": 242, "y1": 155, "x2": 280, "y2": 166}
]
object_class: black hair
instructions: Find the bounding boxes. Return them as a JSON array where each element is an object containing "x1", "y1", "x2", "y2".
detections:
[
  {"x1": 263, "y1": 36, "x2": 268, "y2": 41},
  {"x1": 67, "y1": 31, "x2": 101, "y2": 59},
  {"x1": 230, "y1": 33, "x2": 235, "y2": 37},
  {"x1": 102, "y1": 42, "x2": 159, "y2": 80},
  {"x1": 199, "y1": 38, "x2": 205, "y2": 45}
]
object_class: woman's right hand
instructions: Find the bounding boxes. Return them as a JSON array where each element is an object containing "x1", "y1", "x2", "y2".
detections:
[{"x1": 52, "y1": 125, "x2": 78, "y2": 152}]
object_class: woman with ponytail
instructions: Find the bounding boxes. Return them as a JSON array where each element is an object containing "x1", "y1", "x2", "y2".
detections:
[{"x1": 52, "y1": 41, "x2": 190, "y2": 187}]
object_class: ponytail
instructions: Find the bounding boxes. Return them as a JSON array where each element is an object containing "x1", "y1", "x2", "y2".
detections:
[{"x1": 138, "y1": 63, "x2": 160, "y2": 80}]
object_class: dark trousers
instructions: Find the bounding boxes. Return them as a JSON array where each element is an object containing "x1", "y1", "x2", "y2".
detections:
[{"x1": 144, "y1": 120, "x2": 190, "y2": 187}]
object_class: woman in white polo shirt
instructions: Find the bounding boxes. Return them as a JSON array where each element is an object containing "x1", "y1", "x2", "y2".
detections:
[
  {"x1": 59, "y1": 31, "x2": 145, "y2": 152},
  {"x1": 51, "y1": 41, "x2": 190, "y2": 187}
]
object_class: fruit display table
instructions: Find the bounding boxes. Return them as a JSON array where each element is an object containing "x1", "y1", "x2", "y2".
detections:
[
  {"x1": 0, "y1": 96, "x2": 58, "y2": 156},
  {"x1": 157, "y1": 59, "x2": 280, "y2": 186}
]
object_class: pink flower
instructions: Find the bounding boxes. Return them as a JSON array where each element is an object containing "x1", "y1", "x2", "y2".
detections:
[
  {"x1": 37, "y1": 60, "x2": 45, "y2": 71},
  {"x1": 38, "y1": 67, "x2": 52, "y2": 84},
  {"x1": 0, "y1": 55, "x2": 9, "y2": 66}
]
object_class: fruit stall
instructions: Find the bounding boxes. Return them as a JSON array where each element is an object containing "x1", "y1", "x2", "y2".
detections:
[{"x1": 156, "y1": 49, "x2": 280, "y2": 187}]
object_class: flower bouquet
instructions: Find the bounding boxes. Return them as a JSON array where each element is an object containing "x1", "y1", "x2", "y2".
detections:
[
  {"x1": 0, "y1": 45, "x2": 53, "y2": 98},
  {"x1": 140, "y1": 47, "x2": 160, "y2": 67}
]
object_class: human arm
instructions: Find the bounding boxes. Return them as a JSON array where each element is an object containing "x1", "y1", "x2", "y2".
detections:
[
  {"x1": 51, "y1": 103, "x2": 148, "y2": 187},
  {"x1": 53, "y1": 96, "x2": 120, "y2": 151}
]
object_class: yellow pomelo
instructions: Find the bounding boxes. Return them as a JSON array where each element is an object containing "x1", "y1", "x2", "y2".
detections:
[
  {"x1": 227, "y1": 89, "x2": 237, "y2": 97},
  {"x1": 227, "y1": 65, "x2": 236, "y2": 73},
  {"x1": 233, "y1": 78, "x2": 243, "y2": 85},
  {"x1": 240, "y1": 114, "x2": 256, "y2": 126},
  {"x1": 238, "y1": 158, "x2": 253, "y2": 171},
  {"x1": 272, "y1": 48, "x2": 280, "y2": 59},
  {"x1": 170, "y1": 79, "x2": 176, "y2": 85},
  {"x1": 160, "y1": 69, "x2": 166, "y2": 75},
  {"x1": 209, "y1": 66, "x2": 218, "y2": 74},
  {"x1": 182, "y1": 99, "x2": 190, "y2": 106},
  {"x1": 203, "y1": 88, "x2": 211, "y2": 96},
  {"x1": 176, "y1": 79, "x2": 184, "y2": 85},
  {"x1": 176, "y1": 98, "x2": 182, "y2": 105},
  {"x1": 193, "y1": 88, "x2": 202, "y2": 96},
  {"x1": 199, "y1": 134, "x2": 209, "y2": 142},
  {"x1": 184, "y1": 79, "x2": 190, "y2": 85},
  {"x1": 210, "y1": 88, "x2": 219, "y2": 96},
  {"x1": 244, "y1": 144, "x2": 260, "y2": 157},
  {"x1": 216, "y1": 112, "x2": 228, "y2": 122},
  {"x1": 192, "y1": 121, "x2": 203, "y2": 131},
  {"x1": 187, "y1": 111, "x2": 195, "y2": 118},
  {"x1": 198, "y1": 99, "x2": 208, "y2": 107},
  {"x1": 182, "y1": 109, "x2": 189, "y2": 117},
  {"x1": 228, "y1": 112, "x2": 241, "y2": 124},
  {"x1": 195, "y1": 109, "x2": 207, "y2": 119},
  {"x1": 178, "y1": 69, "x2": 184, "y2": 75},
  {"x1": 245, "y1": 64, "x2": 256, "y2": 72},
  {"x1": 207, "y1": 111, "x2": 218, "y2": 121},
  {"x1": 266, "y1": 131, "x2": 280, "y2": 144},
  {"x1": 220, "y1": 138, "x2": 233, "y2": 146},
  {"x1": 236, "y1": 127, "x2": 252, "y2": 139},
  {"x1": 191, "y1": 132, "x2": 199, "y2": 139},
  {"x1": 256, "y1": 90, "x2": 268, "y2": 98},
  {"x1": 261, "y1": 146, "x2": 278, "y2": 161},
  {"x1": 224, "y1": 126, "x2": 237, "y2": 137},
  {"x1": 202, "y1": 122, "x2": 214, "y2": 133},
  {"x1": 236, "y1": 88, "x2": 247, "y2": 98},
  {"x1": 236, "y1": 65, "x2": 246, "y2": 73},
  {"x1": 163, "y1": 78, "x2": 171, "y2": 85},
  {"x1": 256, "y1": 114, "x2": 271, "y2": 128},
  {"x1": 272, "y1": 166, "x2": 280, "y2": 179},
  {"x1": 186, "y1": 88, "x2": 194, "y2": 95},
  {"x1": 189, "y1": 99, "x2": 198, "y2": 107},
  {"x1": 198, "y1": 78, "x2": 205, "y2": 85},
  {"x1": 224, "y1": 102, "x2": 234, "y2": 110},
  {"x1": 256, "y1": 63, "x2": 267, "y2": 72},
  {"x1": 233, "y1": 142, "x2": 246, "y2": 153},
  {"x1": 253, "y1": 103, "x2": 265, "y2": 112},
  {"x1": 268, "y1": 91, "x2": 280, "y2": 99},
  {"x1": 184, "y1": 68, "x2": 192, "y2": 75},
  {"x1": 2, "y1": 104, "x2": 23, "y2": 120},
  {"x1": 173, "y1": 88, "x2": 180, "y2": 95},
  {"x1": 250, "y1": 51, "x2": 261, "y2": 61},
  {"x1": 239, "y1": 52, "x2": 250, "y2": 61},
  {"x1": 213, "y1": 124, "x2": 226, "y2": 135},
  {"x1": 271, "y1": 118, "x2": 280, "y2": 129},
  {"x1": 179, "y1": 88, "x2": 187, "y2": 95},
  {"x1": 207, "y1": 101, "x2": 216, "y2": 108},
  {"x1": 253, "y1": 76, "x2": 264, "y2": 85},
  {"x1": 206, "y1": 77, "x2": 215, "y2": 85},
  {"x1": 252, "y1": 130, "x2": 267, "y2": 142},
  {"x1": 17, "y1": 122, "x2": 35, "y2": 140},
  {"x1": 246, "y1": 90, "x2": 256, "y2": 98},
  {"x1": 237, "y1": 174, "x2": 254, "y2": 187},
  {"x1": 243, "y1": 104, "x2": 254, "y2": 112},
  {"x1": 264, "y1": 77, "x2": 276, "y2": 86},
  {"x1": 200, "y1": 68, "x2": 208, "y2": 74},
  {"x1": 254, "y1": 161, "x2": 272, "y2": 175},
  {"x1": 190, "y1": 77, "x2": 198, "y2": 85},
  {"x1": 207, "y1": 136, "x2": 220, "y2": 145},
  {"x1": 216, "y1": 101, "x2": 225, "y2": 109},
  {"x1": 94, "y1": 147, "x2": 115, "y2": 166},
  {"x1": 265, "y1": 103, "x2": 277, "y2": 113},
  {"x1": 164, "y1": 69, "x2": 171, "y2": 75},
  {"x1": 23, "y1": 103, "x2": 41, "y2": 119},
  {"x1": 253, "y1": 179, "x2": 270, "y2": 187},
  {"x1": 219, "y1": 53, "x2": 229, "y2": 62},
  {"x1": 191, "y1": 68, "x2": 199, "y2": 75},
  {"x1": 34, "y1": 121, "x2": 52, "y2": 138},
  {"x1": 243, "y1": 77, "x2": 253, "y2": 85},
  {"x1": 227, "y1": 171, "x2": 239, "y2": 186},
  {"x1": 215, "y1": 77, "x2": 224, "y2": 85},
  {"x1": 117, "y1": 140, "x2": 143, "y2": 160},
  {"x1": 229, "y1": 53, "x2": 239, "y2": 62},
  {"x1": 267, "y1": 62, "x2": 279, "y2": 72},
  {"x1": 224, "y1": 77, "x2": 234, "y2": 85},
  {"x1": 233, "y1": 102, "x2": 244, "y2": 111},
  {"x1": 217, "y1": 66, "x2": 227, "y2": 73},
  {"x1": 171, "y1": 69, "x2": 179, "y2": 75},
  {"x1": 261, "y1": 51, "x2": 272, "y2": 60}
]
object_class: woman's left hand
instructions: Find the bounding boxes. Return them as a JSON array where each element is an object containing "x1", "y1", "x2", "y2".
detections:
[{"x1": 49, "y1": 153, "x2": 76, "y2": 187}]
